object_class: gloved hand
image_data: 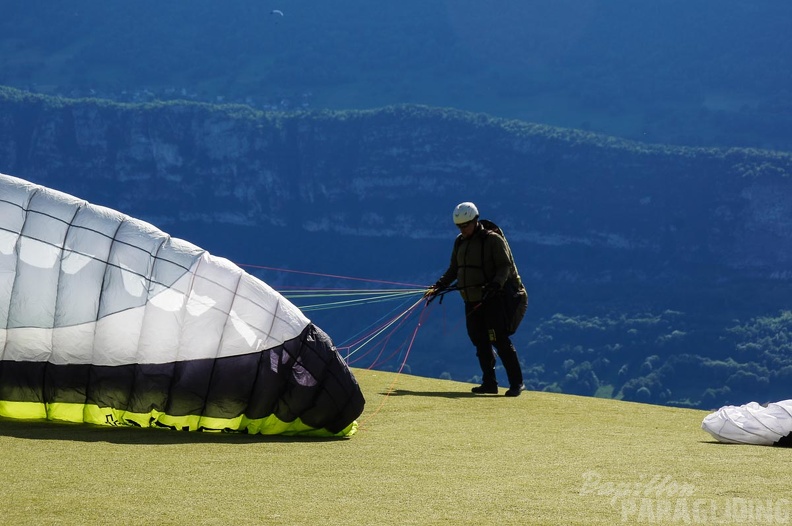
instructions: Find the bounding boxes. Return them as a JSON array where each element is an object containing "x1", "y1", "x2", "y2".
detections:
[
  {"x1": 482, "y1": 281, "x2": 500, "y2": 300},
  {"x1": 423, "y1": 283, "x2": 444, "y2": 304}
]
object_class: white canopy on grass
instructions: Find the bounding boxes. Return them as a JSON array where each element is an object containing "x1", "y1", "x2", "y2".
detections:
[{"x1": 701, "y1": 400, "x2": 792, "y2": 446}]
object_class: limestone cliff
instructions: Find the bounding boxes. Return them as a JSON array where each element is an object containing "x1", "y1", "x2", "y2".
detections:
[{"x1": 2, "y1": 87, "x2": 791, "y2": 279}]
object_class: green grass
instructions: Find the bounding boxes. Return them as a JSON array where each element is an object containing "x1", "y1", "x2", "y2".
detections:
[{"x1": 1, "y1": 370, "x2": 790, "y2": 525}]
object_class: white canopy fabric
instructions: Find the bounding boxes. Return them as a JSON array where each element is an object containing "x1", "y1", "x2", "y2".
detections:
[
  {"x1": 0, "y1": 173, "x2": 308, "y2": 364},
  {"x1": 701, "y1": 400, "x2": 792, "y2": 446}
]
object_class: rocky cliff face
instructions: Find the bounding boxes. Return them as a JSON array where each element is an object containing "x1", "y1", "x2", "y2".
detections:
[{"x1": 2, "y1": 88, "x2": 791, "y2": 281}]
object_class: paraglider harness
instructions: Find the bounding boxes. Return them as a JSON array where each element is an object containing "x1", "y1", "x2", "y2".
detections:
[
  {"x1": 430, "y1": 219, "x2": 528, "y2": 336},
  {"x1": 477, "y1": 219, "x2": 528, "y2": 336}
]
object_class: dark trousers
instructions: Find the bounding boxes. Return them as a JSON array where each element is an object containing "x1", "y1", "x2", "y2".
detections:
[{"x1": 465, "y1": 299, "x2": 524, "y2": 388}]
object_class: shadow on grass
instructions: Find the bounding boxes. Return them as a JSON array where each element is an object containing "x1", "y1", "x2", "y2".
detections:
[
  {"x1": 384, "y1": 389, "x2": 496, "y2": 399},
  {"x1": 699, "y1": 440, "x2": 774, "y2": 447},
  {"x1": 0, "y1": 417, "x2": 350, "y2": 445}
]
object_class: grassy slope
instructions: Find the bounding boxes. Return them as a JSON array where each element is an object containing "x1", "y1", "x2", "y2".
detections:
[{"x1": 0, "y1": 369, "x2": 789, "y2": 525}]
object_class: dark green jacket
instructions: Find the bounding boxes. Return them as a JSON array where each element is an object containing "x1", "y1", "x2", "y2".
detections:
[{"x1": 436, "y1": 224, "x2": 519, "y2": 303}]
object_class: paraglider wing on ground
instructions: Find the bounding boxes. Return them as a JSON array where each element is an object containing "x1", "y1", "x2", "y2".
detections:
[
  {"x1": 702, "y1": 400, "x2": 792, "y2": 447},
  {"x1": 0, "y1": 172, "x2": 364, "y2": 436}
]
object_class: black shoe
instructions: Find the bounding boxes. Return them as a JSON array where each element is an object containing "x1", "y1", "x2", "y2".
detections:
[
  {"x1": 471, "y1": 384, "x2": 498, "y2": 394},
  {"x1": 505, "y1": 383, "x2": 525, "y2": 397}
]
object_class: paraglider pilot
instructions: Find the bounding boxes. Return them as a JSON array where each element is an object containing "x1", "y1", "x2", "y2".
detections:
[{"x1": 425, "y1": 202, "x2": 527, "y2": 396}]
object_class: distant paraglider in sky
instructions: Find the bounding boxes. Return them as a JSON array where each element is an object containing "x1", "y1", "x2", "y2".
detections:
[
  {"x1": 0, "y1": 172, "x2": 365, "y2": 437},
  {"x1": 271, "y1": 9, "x2": 284, "y2": 16}
]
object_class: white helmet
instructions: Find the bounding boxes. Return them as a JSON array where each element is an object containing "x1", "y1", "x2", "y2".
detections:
[{"x1": 452, "y1": 202, "x2": 479, "y2": 224}]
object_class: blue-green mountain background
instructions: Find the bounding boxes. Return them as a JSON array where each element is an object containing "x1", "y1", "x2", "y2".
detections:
[
  {"x1": 2, "y1": 1, "x2": 792, "y2": 409},
  {"x1": 4, "y1": 0, "x2": 792, "y2": 150}
]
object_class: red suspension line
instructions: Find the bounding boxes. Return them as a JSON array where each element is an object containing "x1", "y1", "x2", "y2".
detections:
[{"x1": 236, "y1": 263, "x2": 425, "y2": 288}]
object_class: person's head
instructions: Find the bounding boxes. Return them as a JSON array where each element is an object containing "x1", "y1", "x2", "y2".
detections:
[{"x1": 453, "y1": 202, "x2": 479, "y2": 238}]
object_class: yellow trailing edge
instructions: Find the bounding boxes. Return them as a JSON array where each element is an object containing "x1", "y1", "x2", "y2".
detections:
[{"x1": 0, "y1": 400, "x2": 357, "y2": 437}]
